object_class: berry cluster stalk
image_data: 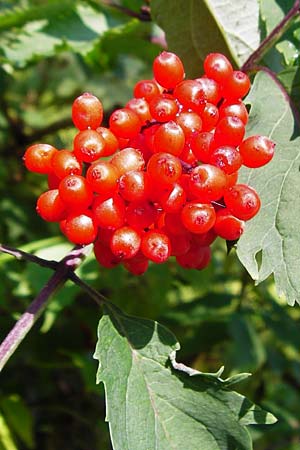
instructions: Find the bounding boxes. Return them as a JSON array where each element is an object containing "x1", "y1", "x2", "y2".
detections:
[{"x1": 0, "y1": 245, "x2": 92, "y2": 372}]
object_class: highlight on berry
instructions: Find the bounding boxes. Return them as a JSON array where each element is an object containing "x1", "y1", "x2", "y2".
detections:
[{"x1": 23, "y1": 51, "x2": 275, "y2": 275}]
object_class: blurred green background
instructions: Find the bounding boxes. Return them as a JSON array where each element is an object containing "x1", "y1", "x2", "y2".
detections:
[{"x1": 0, "y1": 1, "x2": 300, "y2": 449}]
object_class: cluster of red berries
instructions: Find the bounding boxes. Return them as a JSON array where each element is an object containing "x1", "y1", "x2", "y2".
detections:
[{"x1": 23, "y1": 51, "x2": 275, "y2": 275}]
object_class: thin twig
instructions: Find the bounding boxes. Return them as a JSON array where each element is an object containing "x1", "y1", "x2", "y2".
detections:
[
  {"x1": 0, "y1": 245, "x2": 92, "y2": 372},
  {"x1": 242, "y1": 0, "x2": 300, "y2": 72},
  {"x1": 0, "y1": 243, "x2": 59, "y2": 270}
]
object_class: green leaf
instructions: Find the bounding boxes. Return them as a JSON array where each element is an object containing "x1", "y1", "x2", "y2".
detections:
[
  {"x1": 237, "y1": 69, "x2": 300, "y2": 305},
  {"x1": 151, "y1": 0, "x2": 260, "y2": 76},
  {"x1": 0, "y1": 413, "x2": 17, "y2": 450},
  {"x1": 0, "y1": 395, "x2": 34, "y2": 449},
  {"x1": 94, "y1": 303, "x2": 276, "y2": 450},
  {"x1": 0, "y1": 2, "x2": 110, "y2": 68}
]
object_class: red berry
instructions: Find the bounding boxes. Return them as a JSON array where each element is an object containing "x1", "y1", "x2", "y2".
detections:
[
  {"x1": 189, "y1": 164, "x2": 227, "y2": 202},
  {"x1": 72, "y1": 93, "x2": 103, "y2": 130},
  {"x1": 223, "y1": 71, "x2": 251, "y2": 100},
  {"x1": 118, "y1": 170, "x2": 150, "y2": 202},
  {"x1": 24, "y1": 144, "x2": 57, "y2": 174},
  {"x1": 93, "y1": 195, "x2": 126, "y2": 229},
  {"x1": 147, "y1": 152, "x2": 182, "y2": 187},
  {"x1": 181, "y1": 202, "x2": 216, "y2": 234},
  {"x1": 239, "y1": 135, "x2": 275, "y2": 168},
  {"x1": 133, "y1": 79, "x2": 160, "y2": 102},
  {"x1": 141, "y1": 230, "x2": 171, "y2": 263},
  {"x1": 96, "y1": 127, "x2": 119, "y2": 157},
  {"x1": 86, "y1": 161, "x2": 119, "y2": 198},
  {"x1": 153, "y1": 122, "x2": 185, "y2": 156},
  {"x1": 149, "y1": 94, "x2": 179, "y2": 122},
  {"x1": 59, "y1": 175, "x2": 93, "y2": 210},
  {"x1": 110, "y1": 226, "x2": 141, "y2": 260},
  {"x1": 153, "y1": 51, "x2": 185, "y2": 89},
  {"x1": 126, "y1": 201, "x2": 158, "y2": 230},
  {"x1": 36, "y1": 189, "x2": 67, "y2": 222},
  {"x1": 126, "y1": 97, "x2": 151, "y2": 124},
  {"x1": 94, "y1": 239, "x2": 121, "y2": 268},
  {"x1": 173, "y1": 80, "x2": 206, "y2": 113},
  {"x1": 63, "y1": 211, "x2": 97, "y2": 244},
  {"x1": 204, "y1": 53, "x2": 233, "y2": 84},
  {"x1": 209, "y1": 145, "x2": 243, "y2": 174},
  {"x1": 214, "y1": 208, "x2": 245, "y2": 240},
  {"x1": 219, "y1": 100, "x2": 249, "y2": 125},
  {"x1": 51, "y1": 150, "x2": 82, "y2": 179},
  {"x1": 224, "y1": 184, "x2": 261, "y2": 221},
  {"x1": 109, "y1": 108, "x2": 141, "y2": 139},
  {"x1": 73, "y1": 129, "x2": 106, "y2": 163},
  {"x1": 176, "y1": 245, "x2": 211, "y2": 270},
  {"x1": 110, "y1": 147, "x2": 145, "y2": 176},
  {"x1": 175, "y1": 111, "x2": 202, "y2": 137},
  {"x1": 213, "y1": 116, "x2": 245, "y2": 147},
  {"x1": 123, "y1": 251, "x2": 149, "y2": 275},
  {"x1": 190, "y1": 132, "x2": 214, "y2": 163}
]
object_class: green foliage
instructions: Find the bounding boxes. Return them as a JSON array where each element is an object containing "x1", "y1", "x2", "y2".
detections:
[
  {"x1": 95, "y1": 303, "x2": 276, "y2": 450},
  {"x1": 1, "y1": 0, "x2": 300, "y2": 449},
  {"x1": 237, "y1": 70, "x2": 300, "y2": 305}
]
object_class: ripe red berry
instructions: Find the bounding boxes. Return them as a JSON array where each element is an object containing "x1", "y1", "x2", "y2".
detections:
[
  {"x1": 175, "y1": 111, "x2": 202, "y2": 137},
  {"x1": 224, "y1": 184, "x2": 261, "y2": 221},
  {"x1": 141, "y1": 230, "x2": 171, "y2": 263},
  {"x1": 110, "y1": 147, "x2": 145, "y2": 176},
  {"x1": 239, "y1": 135, "x2": 275, "y2": 168},
  {"x1": 24, "y1": 144, "x2": 57, "y2": 174},
  {"x1": 51, "y1": 150, "x2": 82, "y2": 179},
  {"x1": 181, "y1": 202, "x2": 216, "y2": 234},
  {"x1": 209, "y1": 145, "x2": 243, "y2": 174},
  {"x1": 203, "y1": 53, "x2": 233, "y2": 84},
  {"x1": 189, "y1": 164, "x2": 227, "y2": 202},
  {"x1": 36, "y1": 189, "x2": 67, "y2": 222},
  {"x1": 133, "y1": 79, "x2": 160, "y2": 102},
  {"x1": 173, "y1": 80, "x2": 206, "y2": 113},
  {"x1": 72, "y1": 93, "x2": 103, "y2": 130},
  {"x1": 176, "y1": 245, "x2": 211, "y2": 270},
  {"x1": 214, "y1": 208, "x2": 245, "y2": 240},
  {"x1": 86, "y1": 161, "x2": 119, "y2": 198},
  {"x1": 153, "y1": 51, "x2": 185, "y2": 89},
  {"x1": 118, "y1": 170, "x2": 150, "y2": 202},
  {"x1": 213, "y1": 116, "x2": 245, "y2": 147},
  {"x1": 110, "y1": 226, "x2": 141, "y2": 260},
  {"x1": 93, "y1": 195, "x2": 126, "y2": 229},
  {"x1": 219, "y1": 100, "x2": 249, "y2": 124},
  {"x1": 73, "y1": 129, "x2": 106, "y2": 163},
  {"x1": 149, "y1": 94, "x2": 179, "y2": 122},
  {"x1": 59, "y1": 175, "x2": 93, "y2": 210},
  {"x1": 94, "y1": 239, "x2": 121, "y2": 269},
  {"x1": 63, "y1": 211, "x2": 97, "y2": 244},
  {"x1": 109, "y1": 108, "x2": 141, "y2": 139},
  {"x1": 96, "y1": 127, "x2": 119, "y2": 157},
  {"x1": 147, "y1": 152, "x2": 182, "y2": 187},
  {"x1": 223, "y1": 71, "x2": 251, "y2": 100},
  {"x1": 190, "y1": 131, "x2": 214, "y2": 163},
  {"x1": 126, "y1": 97, "x2": 151, "y2": 124},
  {"x1": 152, "y1": 122, "x2": 185, "y2": 156}
]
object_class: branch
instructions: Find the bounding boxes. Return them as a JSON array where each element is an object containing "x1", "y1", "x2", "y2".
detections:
[
  {"x1": 0, "y1": 243, "x2": 58, "y2": 270},
  {"x1": 242, "y1": 0, "x2": 300, "y2": 72},
  {"x1": 0, "y1": 245, "x2": 92, "y2": 372}
]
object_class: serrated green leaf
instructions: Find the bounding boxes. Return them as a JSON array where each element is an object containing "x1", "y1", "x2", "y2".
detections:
[
  {"x1": 151, "y1": 0, "x2": 260, "y2": 77},
  {"x1": 237, "y1": 70, "x2": 300, "y2": 305},
  {"x1": 94, "y1": 302, "x2": 276, "y2": 450}
]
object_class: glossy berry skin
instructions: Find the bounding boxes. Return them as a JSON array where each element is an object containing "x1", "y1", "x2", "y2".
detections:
[
  {"x1": 51, "y1": 150, "x2": 82, "y2": 179},
  {"x1": 110, "y1": 226, "x2": 141, "y2": 260},
  {"x1": 126, "y1": 201, "x2": 157, "y2": 230},
  {"x1": 181, "y1": 202, "x2": 216, "y2": 234},
  {"x1": 159, "y1": 183, "x2": 187, "y2": 213},
  {"x1": 73, "y1": 129, "x2": 106, "y2": 163},
  {"x1": 190, "y1": 132, "x2": 214, "y2": 163},
  {"x1": 175, "y1": 111, "x2": 202, "y2": 137},
  {"x1": 147, "y1": 152, "x2": 182, "y2": 187},
  {"x1": 123, "y1": 253, "x2": 149, "y2": 275},
  {"x1": 213, "y1": 116, "x2": 245, "y2": 147},
  {"x1": 153, "y1": 51, "x2": 185, "y2": 89},
  {"x1": 223, "y1": 71, "x2": 251, "y2": 100},
  {"x1": 153, "y1": 122, "x2": 185, "y2": 156},
  {"x1": 59, "y1": 175, "x2": 93, "y2": 210},
  {"x1": 110, "y1": 147, "x2": 145, "y2": 176},
  {"x1": 173, "y1": 80, "x2": 206, "y2": 113},
  {"x1": 72, "y1": 93, "x2": 103, "y2": 130},
  {"x1": 96, "y1": 127, "x2": 119, "y2": 157},
  {"x1": 126, "y1": 97, "x2": 151, "y2": 124},
  {"x1": 86, "y1": 161, "x2": 119, "y2": 198},
  {"x1": 203, "y1": 53, "x2": 233, "y2": 84},
  {"x1": 24, "y1": 144, "x2": 57, "y2": 174},
  {"x1": 201, "y1": 103, "x2": 219, "y2": 131},
  {"x1": 214, "y1": 208, "x2": 245, "y2": 240},
  {"x1": 94, "y1": 239, "x2": 121, "y2": 268},
  {"x1": 93, "y1": 195, "x2": 126, "y2": 229},
  {"x1": 149, "y1": 94, "x2": 179, "y2": 122},
  {"x1": 109, "y1": 108, "x2": 141, "y2": 139},
  {"x1": 141, "y1": 230, "x2": 171, "y2": 263},
  {"x1": 219, "y1": 100, "x2": 248, "y2": 124},
  {"x1": 209, "y1": 145, "x2": 243, "y2": 174},
  {"x1": 118, "y1": 170, "x2": 149, "y2": 202},
  {"x1": 63, "y1": 211, "x2": 97, "y2": 245},
  {"x1": 195, "y1": 77, "x2": 221, "y2": 105},
  {"x1": 133, "y1": 79, "x2": 160, "y2": 102},
  {"x1": 239, "y1": 135, "x2": 275, "y2": 168},
  {"x1": 189, "y1": 164, "x2": 227, "y2": 202},
  {"x1": 224, "y1": 184, "x2": 261, "y2": 221},
  {"x1": 36, "y1": 189, "x2": 67, "y2": 222}
]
